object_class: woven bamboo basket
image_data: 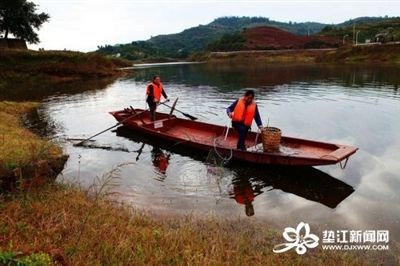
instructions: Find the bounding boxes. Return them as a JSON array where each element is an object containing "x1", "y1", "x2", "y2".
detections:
[{"x1": 261, "y1": 127, "x2": 282, "y2": 152}]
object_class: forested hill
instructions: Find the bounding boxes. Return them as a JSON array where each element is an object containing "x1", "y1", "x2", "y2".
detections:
[
  {"x1": 96, "y1": 17, "x2": 326, "y2": 61},
  {"x1": 96, "y1": 16, "x2": 399, "y2": 62},
  {"x1": 320, "y1": 16, "x2": 400, "y2": 43}
]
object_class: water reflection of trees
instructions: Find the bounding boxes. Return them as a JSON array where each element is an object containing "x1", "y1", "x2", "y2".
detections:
[
  {"x1": 132, "y1": 63, "x2": 400, "y2": 92},
  {"x1": 0, "y1": 77, "x2": 118, "y2": 101},
  {"x1": 22, "y1": 107, "x2": 61, "y2": 139}
]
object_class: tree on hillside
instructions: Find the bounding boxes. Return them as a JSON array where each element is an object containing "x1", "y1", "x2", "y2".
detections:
[{"x1": 0, "y1": 0, "x2": 49, "y2": 43}]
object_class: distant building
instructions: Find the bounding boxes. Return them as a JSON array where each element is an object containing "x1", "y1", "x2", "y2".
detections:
[
  {"x1": 375, "y1": 33, "x2": 386, "y2": 43},
  {"x1": 375, "y1": 27, "x2": 395, "y2": 43},
  {"x1": 0, "y1": 38, "x2": 28, "y2": 49}
]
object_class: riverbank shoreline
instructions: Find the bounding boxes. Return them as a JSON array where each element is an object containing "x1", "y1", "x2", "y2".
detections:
[
  {"x1": 0, "y1": 49, "x2": 133, "y2": 76},
  {"x1": 190, "y1": 44, "x2": 400, "y2": 65},
  {"x1": 0, "y1": 49, "x2": 133, "y2": 94},
  {"x1": 0, "y1": 101, "x2": 68, "y2": 193}
]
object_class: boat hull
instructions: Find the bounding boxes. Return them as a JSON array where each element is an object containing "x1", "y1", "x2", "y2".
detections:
[{"x1": 110, "y1": 109, "x2": 358, "y2": 167}]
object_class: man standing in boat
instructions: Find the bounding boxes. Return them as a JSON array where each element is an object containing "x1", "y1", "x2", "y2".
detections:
[
  {"x1": 227, "y1": 90, "x2": 263, "y2": 150},
  {"x1": 146, "y1": 75, "x2": 168, "y2": 121}
]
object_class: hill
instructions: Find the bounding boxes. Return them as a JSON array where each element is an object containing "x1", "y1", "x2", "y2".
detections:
[
  {"x1": 96, "y1": 16, "x2": 400, "y2": 62},
  {"x1": 147, "y1": 17, "x2": 326, "y2": 53},
  {"x1": 96, "y1": 16, "x2": 326, "y2": 61},
  {"x1": 320, "y1": 17, "x2": 400, "y2": 43},
  {"x1": 206, "y1": 26, "x2": 340, "y2": 51}
]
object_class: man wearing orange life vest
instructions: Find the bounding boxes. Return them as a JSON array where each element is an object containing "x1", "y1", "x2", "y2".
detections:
[
  {"x1": 146, "y1": 75, "x2": 168, "y2": 121},
  {"x1": 227, "y1": 90, "x2": 263, "y2": 150}
]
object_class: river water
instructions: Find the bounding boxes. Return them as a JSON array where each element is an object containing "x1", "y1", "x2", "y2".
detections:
[{"x1": 8, "y1": 63, "x2": 400, "y2": 240}]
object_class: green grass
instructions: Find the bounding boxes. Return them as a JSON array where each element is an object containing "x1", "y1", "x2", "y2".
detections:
[{"x1": 0, "y1": 251, "x2": 52, "y2": 266}]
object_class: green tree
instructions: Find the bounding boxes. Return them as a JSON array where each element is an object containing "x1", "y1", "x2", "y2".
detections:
[{"x1": 0, "y1": 0, "x2": 49, "y2": 43}]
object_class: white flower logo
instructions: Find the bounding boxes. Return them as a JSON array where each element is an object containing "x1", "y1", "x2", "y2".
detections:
[{"x1": 273, "y1": 222, "x2": 319, "y2": 255}]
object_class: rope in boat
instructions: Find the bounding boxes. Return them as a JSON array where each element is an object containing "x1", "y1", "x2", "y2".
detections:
[
  {"x1": 213, "y1": 137, "x2": 233, "y2": 164},
  {"x1": 211, "y1": 126, "x2": 233, "y2": 165},
  {"x1": 205, "y1": 128, "x2": 233, "y2": 204}
]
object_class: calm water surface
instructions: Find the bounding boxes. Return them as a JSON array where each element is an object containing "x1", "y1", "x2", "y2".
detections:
[{"x1": 15, "y1": 63, "x2": 400, "y2": 240}]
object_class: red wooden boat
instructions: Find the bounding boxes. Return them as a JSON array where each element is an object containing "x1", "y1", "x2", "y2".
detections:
[{"x1": 110, "y1": 109, "x2": 358, "y2": 167}]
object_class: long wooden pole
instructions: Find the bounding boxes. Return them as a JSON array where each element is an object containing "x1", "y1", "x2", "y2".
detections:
[
  {"x1": 160, "y1": 102, "x2": 198, "y2": 120},
  {"x1": 74, "y1": 101, "x2": 167, "y2": 146}
]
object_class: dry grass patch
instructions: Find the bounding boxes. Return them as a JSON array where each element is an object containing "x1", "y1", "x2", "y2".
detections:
[
  {"x1": 318, "y1": 44, "x2": 400, "y2": 64},
  {"x1": 0, "y1": 101, "x2": 61, "y2": 171},
  {"x1": 0, "y1": 182, "x2": 385, "y2": 266},
  {"x1": 207, "y1": 50, "x2": 327, "y2": 64}
]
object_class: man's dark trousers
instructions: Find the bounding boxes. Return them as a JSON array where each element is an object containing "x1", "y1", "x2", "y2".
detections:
[{"x1": 232, "y1": 121, "x2": 249, "y2": 150}]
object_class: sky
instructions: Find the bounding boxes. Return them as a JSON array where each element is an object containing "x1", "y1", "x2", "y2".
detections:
[{"x1": 31, "y1": 0, "x2": 400, "y2": 51}]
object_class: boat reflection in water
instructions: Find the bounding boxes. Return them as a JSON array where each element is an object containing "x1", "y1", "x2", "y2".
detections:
[
  {"x1": 229, "y1": 166, "x2": 354, "y2": 212},
  {"x1": 116, "y1": 126, "x2": 354, "y2": 214}
]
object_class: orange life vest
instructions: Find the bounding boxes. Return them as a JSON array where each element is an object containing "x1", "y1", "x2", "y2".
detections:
[
  {"x1": 146, "y1": 82, "x2": 164, "y2": 102},
  {"x1": 232, "y1": 98, "x2": 256, "y2": 127}
]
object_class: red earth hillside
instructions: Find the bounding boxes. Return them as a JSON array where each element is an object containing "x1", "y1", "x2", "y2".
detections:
[{"x1": 242, "y1": 26, "x2": 341, "y2": 50}]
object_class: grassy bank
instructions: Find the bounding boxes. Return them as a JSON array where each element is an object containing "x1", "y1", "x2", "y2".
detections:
[
  {"x1": 0, "y1": 102, "x2": 66, "y2": 192},
  {"x1": 198, "y1": 49, "x2": 331, "y2": 64},
  {"x1": 319, "y1": 44, "x2": 400, "y2": 64},
  {"x1": 0, "y1": 49, "x2": 132, "y2": 92},
  {"x1": 199, "y1": 44, "x2": 400, "y2": 65},
  {"x1": 0, "y1": 49, "x2": 132, "y2": 78},
  {"x1": 0, "y1": 102, "x2": 60, "y2": 168},
  {"x1": 0, "y1": 183, "x2": 380, "y2": 266}
]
